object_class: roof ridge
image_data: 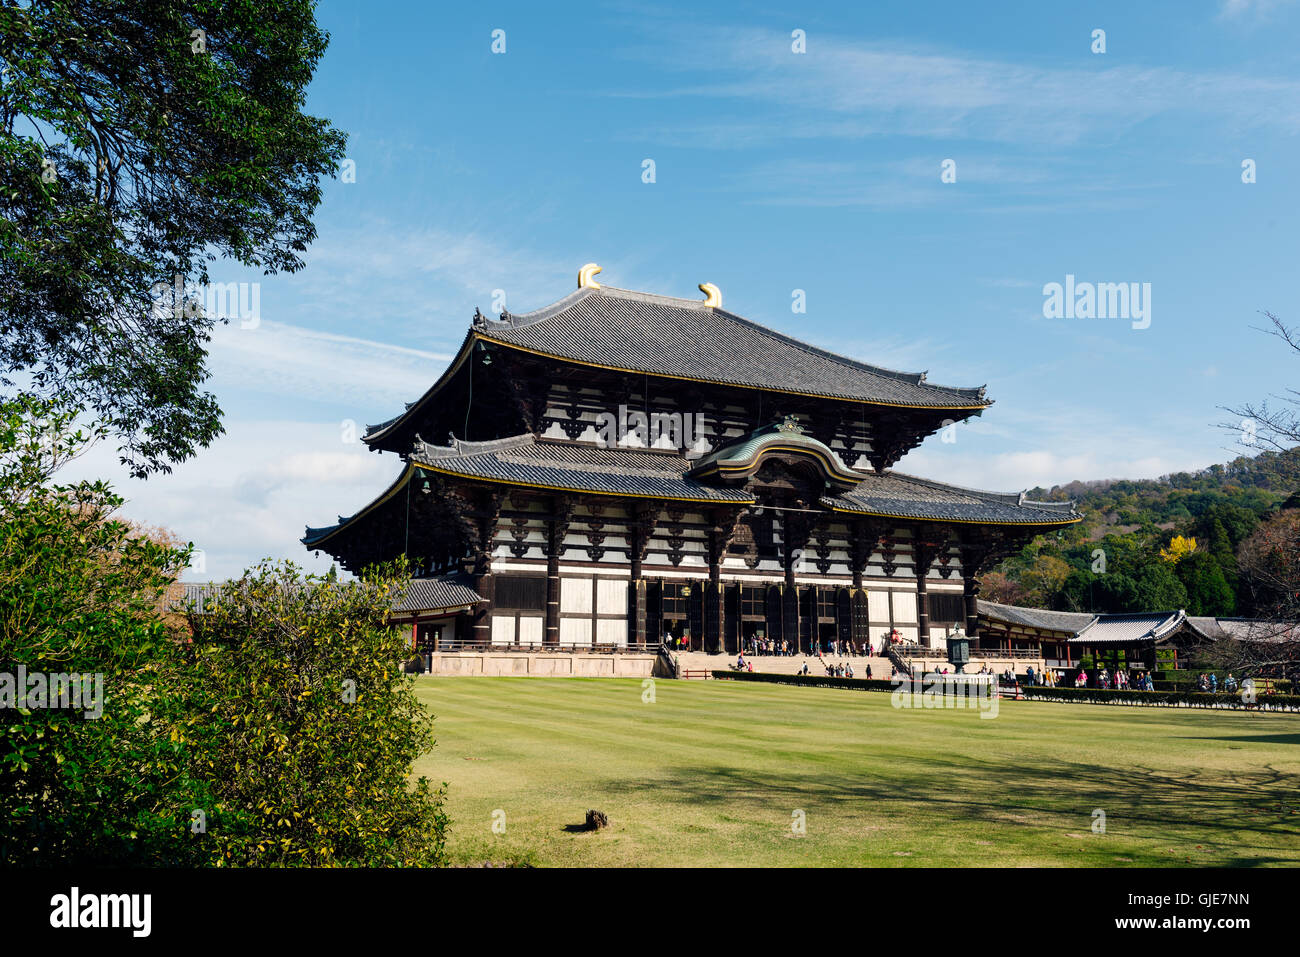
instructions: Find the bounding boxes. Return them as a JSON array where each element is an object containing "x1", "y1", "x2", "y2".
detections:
[
  {"x1": 486, "y1": 286, "x2": 599, "y2": 328},
  {"x1": 414, "y1": 432, "x2": 536, "y2": 459},
  {"x1": 492, "y1": 283, "x2": 989, "y2": 400}
]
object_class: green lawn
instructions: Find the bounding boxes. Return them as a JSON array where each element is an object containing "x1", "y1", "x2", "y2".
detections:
[{"x1": 412, "y1": 677, "x2": 1300, "y2": 867}]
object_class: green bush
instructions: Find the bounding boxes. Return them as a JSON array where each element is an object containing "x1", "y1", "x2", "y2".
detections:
[
  {"x1": 1020, "y1": 685, "x2": 1300, "y2": 710},
  {"x1": 186, "y1": 560, "x2": 450, "y2": 867}
]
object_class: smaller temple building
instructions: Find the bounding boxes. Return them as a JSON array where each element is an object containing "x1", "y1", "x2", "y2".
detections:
[{"x1": 977, "y1": 601, "x2": 1295, "y2": 674}]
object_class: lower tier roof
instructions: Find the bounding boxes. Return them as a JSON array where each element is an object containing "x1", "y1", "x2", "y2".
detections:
[{"x1": 304, "y1": 436, "x2": 1079, "y2": 548}]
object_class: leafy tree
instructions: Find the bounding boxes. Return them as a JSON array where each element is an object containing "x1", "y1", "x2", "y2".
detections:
[
  {"x1": 1175, "y1": 551, "x2": 1236, "y2": 616},
  {"x1": 979, "y1": 570, "x2": 1030, "y2": 606},
  {"x1": 1, "y1": 400, "x2": 448, "y2": 866},
  {"x1": 0, "y1": 395, "x2": 210, "y2": 864},
  {"x1": 1123, "y1": 561, "x2": 1189, "y2": 612},
  {"x1": 0, "y1": 1, "x2": 346, "y2": 475},
  {"x1": 185, "y1": 560, "x2": 449, "y2": 866},
  {"x1": 1159, "y1": 534, "x2": 1197, "y2": 564},
  {"x1": 1018, "y1": 554, "x2": 1071, "y2": 606}
]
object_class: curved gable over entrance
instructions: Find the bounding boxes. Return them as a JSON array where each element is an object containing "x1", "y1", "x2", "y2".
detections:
[{"x1": 688, "y1": 417, "x2": 865, "y2": 493}]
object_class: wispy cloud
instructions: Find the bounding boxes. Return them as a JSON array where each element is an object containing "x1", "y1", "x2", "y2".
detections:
[
  {"x1": 207, "y1": 319, "x2": 452, "y2": 411},
  {"x1": 1218, "y1": 0, "x2": 1297, "y2": 20},
  {"x1": 613, "y1": 25, "x2": 1300, "y2": 147}
]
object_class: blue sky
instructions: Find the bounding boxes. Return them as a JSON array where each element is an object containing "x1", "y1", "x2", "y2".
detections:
[{"x1": 69, "y1": 0, "x2": 1300, "y2": 579}]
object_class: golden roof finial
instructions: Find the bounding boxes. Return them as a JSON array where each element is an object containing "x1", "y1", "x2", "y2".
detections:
[
  {"x1": 699, "y1": 282, "x2": 721, "y2": 308},
  {"x1": 578, "y1": 263, "x2": 602, "y2": 290}
]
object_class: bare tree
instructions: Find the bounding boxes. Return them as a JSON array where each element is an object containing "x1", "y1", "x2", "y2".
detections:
[
  {"x1": 1222, "y1": 312, "x2": 1300, "y2": 452},
  {"x1": 1212, "y1": 313, "x2": 1300, "y2": 688}
]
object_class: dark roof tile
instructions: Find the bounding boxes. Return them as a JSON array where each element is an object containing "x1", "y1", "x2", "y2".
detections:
[{"x1": 481, "y1": 286, "x2": 989, "y2": 408}]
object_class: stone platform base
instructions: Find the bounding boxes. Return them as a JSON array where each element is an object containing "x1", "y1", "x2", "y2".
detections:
[{"x1": 421, "y1": 651, "x2": 659, "y2": 678}]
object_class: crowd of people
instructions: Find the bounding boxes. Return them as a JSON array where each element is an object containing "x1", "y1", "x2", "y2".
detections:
[
  {"x1": 1196, "y1": 672, "x2": 1240, "y2": 693},
  {"x1": 822, "y1": 659, "x2": 871, "y2": 679},
  {"x1": 722, "y1": 642, "x2": 1249, "y2": 697},
  {"x1": 739, "y1": 636, "x2": 880, "y2": 657}
]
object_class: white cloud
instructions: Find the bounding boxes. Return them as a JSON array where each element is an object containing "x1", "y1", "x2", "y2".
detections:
[{"x1": 60, "y1": 420, "x2": 399, "y2": 581}]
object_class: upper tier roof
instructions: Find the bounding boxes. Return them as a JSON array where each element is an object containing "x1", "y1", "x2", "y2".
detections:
[{"x1": 478, "y1": 285, "x2": 991, "y2": 408}]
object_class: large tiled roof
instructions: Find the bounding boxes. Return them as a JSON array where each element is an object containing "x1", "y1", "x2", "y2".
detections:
[
  {"x1": 479, "y1": 286, "x2": 990, "y2": 408},
  {"x1": 412, "y1": 435, "x2": 756, "y2": 503},
  {"x1": 823, "y1": 472, "x2": 1081, "y2": 526},
  {"x1": 308, "y1": 436, "x2": 1078, "y2": 545}
]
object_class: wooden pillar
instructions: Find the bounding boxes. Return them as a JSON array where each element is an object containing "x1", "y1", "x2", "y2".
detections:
[
  {"x1": 545, "y1": 534, "x2": 561, "y2": 647},
  {"x1": 707, "y1": 521, "x2": 725, "y2": 654},
  {"x1": 783, "y1": 565, "x2": 801, "y2": 655},
  {"x1": 704, "y1": 507, "x2": 746, "y2": 655},
  {"x1": 963, "y1": 574, "x2": 980, "y2": 644},
  {"x1": 781, "y1": 511, "x2": 813, "y2": 655},
  {"x1": 631, "y1": 579, "x2": 647, "y2": 648},
  {"x1": 958, "y1": 540, "x2": 990, "y2": 648},
  {"x1": 545, "y1": 496, "x2": 572, "y2": 647},
  {"x1": 914, "y1": 541, "x2": 933, "y2": 647},
  {"x1": 630, "y1": 502, "x2": 658, "y2": 648},
  {"x1": 707, "y1": 575, "x2": 724, "y2": 654},
  {"x1": 472, "y1": 569, "x2": 493, "y2": 645},
  {"x1": 449, "y1": 488, "x2": 502, "y2": 647}
]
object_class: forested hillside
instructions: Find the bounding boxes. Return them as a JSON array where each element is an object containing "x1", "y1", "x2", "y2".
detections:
[{"x1": 985, "y1": 447, "x2": 1300, "y2": 616}]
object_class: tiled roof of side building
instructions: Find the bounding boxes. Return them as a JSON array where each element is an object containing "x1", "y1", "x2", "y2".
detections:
[
  {"x1": 1072, "y1": 612, "x2": 1187, "y2": 644},
  {"x1": 479, "y1": 286, "x2": 991, "y2": 408},
  {"x1": 978, "y1": 600, "x2": 1098, "y2": 635},
  {"x1": 822, "y1": 471, "x2": 1081, "y2": 526},
  {"x1": 1185, "y1": 617, "x2": 1300, "y2": 643},
  {"x1": 392, "y1": 576, "x2": 484, "y2": 613},
  {"x1": 178, "y1": 578, "x2": 483, "y2": 615},
  {"x1": 979, "y1": 603, "x2": 1185, "y2": 642}
]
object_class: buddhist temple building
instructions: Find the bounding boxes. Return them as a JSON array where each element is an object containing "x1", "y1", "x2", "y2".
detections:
[{"x1": 303, "y1": 265, "x2": 1081, "y2": 655}]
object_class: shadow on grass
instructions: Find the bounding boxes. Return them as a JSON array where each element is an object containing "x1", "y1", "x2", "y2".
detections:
[
  {"x1": 1183, "y1": 732, "x2": 1300, "y2": 746},
  {"x1": 597, "y1": 751, "x2": 1300, "y2": 863}
]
